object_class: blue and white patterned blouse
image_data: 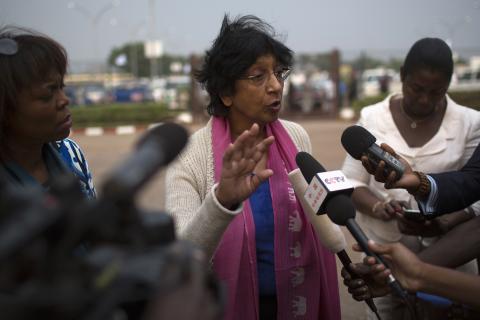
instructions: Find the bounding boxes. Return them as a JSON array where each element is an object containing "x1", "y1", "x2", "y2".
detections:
[
  {"x1": 1, "y1": 138, "x2": 96, "y2": 199},
  {"x1": 54, "y1": 138, "x2": 96, "y2": 199}
]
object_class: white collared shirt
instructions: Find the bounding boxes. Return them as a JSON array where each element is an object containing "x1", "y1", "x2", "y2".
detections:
[{"x1": 341, "y1": 94, "x2": 480, "y2": 243}]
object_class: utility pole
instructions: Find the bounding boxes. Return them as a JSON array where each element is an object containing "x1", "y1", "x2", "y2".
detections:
[{"x1": 148, "y1": 0, "x2": 159, "y2": 78}]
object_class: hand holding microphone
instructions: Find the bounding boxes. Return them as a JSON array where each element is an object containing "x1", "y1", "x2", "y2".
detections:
[
  {"x1": 341, "y1": 125, "x2": 424, "y2": 194},
  {"x1": 352, "y1": 240, "x2": 426, "y2": 294},
  {"x1": 341, "y1": 125, "x2": 405, "y2": 183}
]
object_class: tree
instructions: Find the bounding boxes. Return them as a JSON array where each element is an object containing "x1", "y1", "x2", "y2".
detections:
[
  {"x1": 295, "y1": 52, "x2": 332, "y2": 70},
  {"x1": 349, "y1": 52, "x2": 384, "y2": 71},
  {"x1": 107, "y1": 42, "x2": 189, "y2": 77}
]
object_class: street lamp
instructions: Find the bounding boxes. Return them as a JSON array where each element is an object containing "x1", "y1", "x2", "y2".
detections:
[{"x1": 68, "y1": 0, "x2": 120, "y2": 62}]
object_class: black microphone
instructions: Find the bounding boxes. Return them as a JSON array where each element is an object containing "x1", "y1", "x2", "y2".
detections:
[
  {"x1": 326, "y1": 194, "x2": 408, "y2": 301},
  {"x1": 341, "y1": 125, "x2": 405, "y2": 179},
  {"x1": 102, "y1": 122, "x2": 189, "y2": 200},
  {"x1": 295, "y1": 152, "x2": 353, "y2": 215}
]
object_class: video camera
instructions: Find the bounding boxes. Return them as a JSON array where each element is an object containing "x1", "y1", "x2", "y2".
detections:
[{"x1": 0, "y1": 123, "x2": 223, "y2": 320}]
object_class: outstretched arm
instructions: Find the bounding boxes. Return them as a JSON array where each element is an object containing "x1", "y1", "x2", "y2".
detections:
[
  {"x1": 361, "y1": 142, "x2": 480, "y2": 215},
  {"x1": 352, "y1": 241, "x2": 480, "y2": 310},
  {"x1": 429, "y1": 143, "x2": 480, "y2": 214}
]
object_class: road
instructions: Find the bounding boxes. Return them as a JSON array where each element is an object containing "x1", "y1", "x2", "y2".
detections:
[{"x1": 72, "y1": 118, "x2": 368, "y2": 320}]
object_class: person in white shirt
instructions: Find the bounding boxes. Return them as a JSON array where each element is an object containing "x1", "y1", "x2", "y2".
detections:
[{"x1": 341, "y1": 37, "x2": 480, "y2": 320}]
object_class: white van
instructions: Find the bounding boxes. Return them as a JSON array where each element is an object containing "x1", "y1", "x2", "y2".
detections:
[
  {"x1": 360, "y1": 68, "x2": 400, "y2": 98},
  {"x1": 450, "y1": 67, "x2": 480, "y2": 92}
]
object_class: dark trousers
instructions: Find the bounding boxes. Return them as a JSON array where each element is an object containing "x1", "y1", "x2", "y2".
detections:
[{"x1": 259, "y1": 295, "x2": 277, "y2": 320}]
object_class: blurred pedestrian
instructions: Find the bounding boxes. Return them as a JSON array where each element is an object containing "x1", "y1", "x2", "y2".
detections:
[
  {"x1": 379, "y1": 74, "x2": 390, "y2": 94},
  {"x1": 348, "y1": 70, "x2": 358, "y2": 105}
]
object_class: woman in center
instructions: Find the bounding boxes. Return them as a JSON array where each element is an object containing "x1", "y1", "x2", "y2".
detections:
[{"x1": 165, "y1": 15, "x2": 340, "y2": 320}]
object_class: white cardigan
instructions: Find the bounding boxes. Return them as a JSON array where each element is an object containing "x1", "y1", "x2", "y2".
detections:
[
  {"x1": 341, "y1": 94, "x2": 480, "y2": 243},
  {"x1": 165, "y1": 118, "x2": 312, "y2": 256}
]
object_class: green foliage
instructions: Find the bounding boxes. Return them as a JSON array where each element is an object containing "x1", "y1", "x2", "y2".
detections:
[
  {"x1": 71, "y1": 103, "x2": 181, "y2": 128},
  {"x1": 448, "y1": 90, "x2": 480, "y2": 110},
  {"x1": 385, "y1": 58, "x2": 403, "y2": 71},
  {"x1": 347, "y1": 53, "x2": 402, "y2": 72},
  {"x1": 351, "y1": 90, "x2": 480, "y2": 113},
  {"x1": 107, "y1": 42, "x2": 189, "y2": 77},
  {"x1": 349, "y1": 52, "x2": 385, "y2": 71},
  {"x1": 295, "y1": 53, "x2": 332, "y2": 70}
]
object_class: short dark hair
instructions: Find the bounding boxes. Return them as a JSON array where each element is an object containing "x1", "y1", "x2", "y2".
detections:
[
  {"x1": 196, "y1": 15, "x2": 293, "y2": 117},
  {"x1": 0, "y1": 26, "x2": 68, "y2": 152},
  {"x1": 402, "y1": 37, "x2": 453, "y2": 83}
]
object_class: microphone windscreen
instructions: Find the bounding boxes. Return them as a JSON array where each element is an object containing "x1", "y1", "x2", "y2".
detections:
[
  {"x1": 136, "y1": 122, "x2": 189, "y2": 166},
  {"x1": 341, "y1": 125, "x2": 376, "y2": 160},
  {"x1": 288, "y1": 169, "x2": 346, "y2": 253},
  {"x1": 295, "y1": 151, "x2": 326, "y2": 183},
  {"x1": 326, "y1": 194, "x2": 356, "y2": 226},
  {"x1": 102, "y1": 122, "x2": 189, "y2": 199}
]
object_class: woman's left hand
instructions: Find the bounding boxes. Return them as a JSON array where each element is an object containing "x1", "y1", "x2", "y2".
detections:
[{"x1": 215, "y1": 123, "x2": 275, "y2": 209}]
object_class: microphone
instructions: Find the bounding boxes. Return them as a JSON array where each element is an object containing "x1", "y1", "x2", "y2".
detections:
[
  {"x1": 326, "y1": 194, "x2": 408, "y2": 301},
  {"x1": 288, "y1": 168, "x2": 346, "y2": 253},
  {"x1": 295, "y1": 151, "x2": 408, "y2": 303},
  {"x1": 341, "y1": 125, "x2": 405, "y2": 179},
  {"x1": 289, "y1": 162, "x2": 379, "y2": 316},
  {"x1": 102, "y1": 122, "x2": 189, "y2": 200},
  {"x1": 296, "y1": 152, "x2": 353, "y2": 215}
]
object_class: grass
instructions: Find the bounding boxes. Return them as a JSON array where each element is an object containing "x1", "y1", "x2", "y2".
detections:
[{"x1": 71, "y1": 102, "x2": 183, "y2": 128}]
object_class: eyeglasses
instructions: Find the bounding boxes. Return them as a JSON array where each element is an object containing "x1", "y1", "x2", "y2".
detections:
[
  {"x1": 240, "y1": 67, "x2": 291, "y2": 87},
  {"x1": 0, "y1": 38, "x2": 18, "y2": 56}
]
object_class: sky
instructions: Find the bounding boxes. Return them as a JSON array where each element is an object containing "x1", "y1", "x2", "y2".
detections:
[{"x1": 2, "y1": 0, "x2": 480, "y2": 67}]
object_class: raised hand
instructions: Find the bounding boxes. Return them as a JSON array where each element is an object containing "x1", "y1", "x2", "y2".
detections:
[{"x1": 215, "y1": 123, "x2": 275, "y2": 209}]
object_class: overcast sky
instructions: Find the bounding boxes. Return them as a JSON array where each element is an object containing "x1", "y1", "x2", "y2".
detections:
[{"x1": 2, "y1": 0, "x2": 480, "y2": 64}]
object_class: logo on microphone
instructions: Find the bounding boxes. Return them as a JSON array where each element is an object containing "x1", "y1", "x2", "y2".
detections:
[
  {"x1": 304, "y1": 176, "x2": 328, "y2": 214},
  {"x1": 324, "y1": 176, "x2": 345, "y2": 184},
  {"x1": 317, "y1": 171, "x2": 353, "y2": 192}
]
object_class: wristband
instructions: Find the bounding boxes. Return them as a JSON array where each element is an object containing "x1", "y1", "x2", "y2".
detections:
[{"x1": 412, "y1": 171, "x2": 431, "y2": 199}]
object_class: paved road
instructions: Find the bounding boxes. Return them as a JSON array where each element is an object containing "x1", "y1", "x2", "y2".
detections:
[{"x1": 72, "y1": 118, "x2": 368, "y2": 320}]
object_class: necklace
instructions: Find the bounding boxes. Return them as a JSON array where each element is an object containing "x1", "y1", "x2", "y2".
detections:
[{"x1": 400, "y1": 99, "x2": 439, "y2": 129}]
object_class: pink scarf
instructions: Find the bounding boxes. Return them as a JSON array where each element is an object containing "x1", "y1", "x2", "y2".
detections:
[{"x1": 212, "y1": 117, "x2": 340, "y2": 320}]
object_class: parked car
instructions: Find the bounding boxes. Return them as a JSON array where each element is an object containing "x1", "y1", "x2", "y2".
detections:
[
  {"x1": 64, "y1": 85, "x2": 79, "y2": 106},
  {"x1": 83, "y1": 84, "x2": 110, "y2": 105},
  {"x1": 111, "y1": 85, "x2": 153, "y2": 103}
]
